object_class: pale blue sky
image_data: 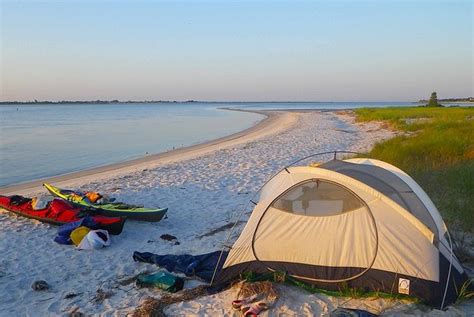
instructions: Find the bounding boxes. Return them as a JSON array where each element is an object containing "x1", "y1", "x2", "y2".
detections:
[{"x1": 1, "y1": 0, "x2": 472, "y2": 101}]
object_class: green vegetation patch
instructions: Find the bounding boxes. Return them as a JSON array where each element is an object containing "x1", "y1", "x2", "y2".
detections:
[
  {"x1": 241, "y1": 271, "x2": 417, "y2": 302},
  {"x1": 355, "y1": 107, "x2": 474, "y2": 231}
]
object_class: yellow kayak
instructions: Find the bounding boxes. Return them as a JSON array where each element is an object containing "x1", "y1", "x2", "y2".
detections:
[{"x1": 44, "y1": 183, "x2": 167, "y2": 222}]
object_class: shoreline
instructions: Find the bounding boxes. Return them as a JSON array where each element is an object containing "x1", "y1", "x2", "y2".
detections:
[{"x1": 0, "y1": 109, "x2": 298, "y2": 195}]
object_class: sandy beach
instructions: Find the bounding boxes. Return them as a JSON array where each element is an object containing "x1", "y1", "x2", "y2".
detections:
[{"x1": 0, "y1": 110, "x2": 471, "y2": 316}]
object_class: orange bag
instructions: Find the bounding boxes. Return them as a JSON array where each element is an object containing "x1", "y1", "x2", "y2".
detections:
[{"x1": 85, "y1": 192, "x2": 102, "y2": 203}]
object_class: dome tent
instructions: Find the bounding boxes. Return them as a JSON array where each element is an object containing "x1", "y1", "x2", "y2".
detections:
[{"x1": 213, "y1": 154, "x2": 469, "y2": 309}]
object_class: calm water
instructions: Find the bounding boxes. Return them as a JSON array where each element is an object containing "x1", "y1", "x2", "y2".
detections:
[
  {"x1": 0, "y1": 101, "x2": 416, "y2": 187},
  {"x1": 0, "y1": 103, "x2": 264, "y2": 186}
]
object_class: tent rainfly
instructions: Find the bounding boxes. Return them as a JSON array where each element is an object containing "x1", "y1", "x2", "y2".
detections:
[{"x1": 214, "y1": 158, "x2": 470, "y2": 308}]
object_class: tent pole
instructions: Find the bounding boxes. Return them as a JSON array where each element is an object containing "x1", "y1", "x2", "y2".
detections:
[{"x1": 440, "y1": 228, "x2": 454, "y2": 310}]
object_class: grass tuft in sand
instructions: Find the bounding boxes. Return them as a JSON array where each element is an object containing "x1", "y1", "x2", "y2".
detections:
[{"x1": 132, "y1": 285, "x2": 209, "y2": 317}]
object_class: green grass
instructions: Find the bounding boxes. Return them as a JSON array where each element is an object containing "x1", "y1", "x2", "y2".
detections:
[
  {"x1": 355, "y1": 107, "x2": 474, "y2": 232},
  {"x1": 456, "y1": 279, "x2": 474, "y2": 304},
  {"x1": 242, "y1": 271, "x2": 417, "y2": 302}
]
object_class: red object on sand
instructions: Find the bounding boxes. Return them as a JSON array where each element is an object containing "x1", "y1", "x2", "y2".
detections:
[{"x1": 0, "y1": 195, "x2": 125, "y2": 234}]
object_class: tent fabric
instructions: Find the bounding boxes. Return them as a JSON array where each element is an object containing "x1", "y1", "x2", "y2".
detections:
[
  {"x1": 319, "y1": 160, "x2": 438, "y2": 239},
  {"x1": 223, "y1": 184, "x2": 439, "y2": 282},
  {"x1": 258, "y1": 166, "x2": 436, "y2": 242},
  {"x1": 215, "y1": 158, "x2": 468, "y2": 308},
  {"x1": 273, "y1": 179, "x2": 365, "y2": 216},
  {"x1": 332, "y1": 159, "x2": 464, "y2": 274},
  {"x1": 343, "y1": 158, "x2": 447, "y2": 238}
]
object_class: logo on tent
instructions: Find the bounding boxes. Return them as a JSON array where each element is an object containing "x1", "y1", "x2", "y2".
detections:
[{"x1": 398, "y1": 278, "x2": 410, "y2": 295}]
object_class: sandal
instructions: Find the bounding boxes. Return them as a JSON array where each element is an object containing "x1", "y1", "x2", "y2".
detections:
[
  {"x1": 232, "y1": 294, "x2": 259, "y2": 310},
  {"x1": 242, "y1": 302, "x2": 269, "y2": 316}
]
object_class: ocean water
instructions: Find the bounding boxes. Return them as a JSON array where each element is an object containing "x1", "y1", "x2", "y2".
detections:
[
  {"x1": 0, "y1": 103, "x2": 264, "y2": 187},
  {"x1": 0, "y1": 101, "x2": 415, "y2": 187}
]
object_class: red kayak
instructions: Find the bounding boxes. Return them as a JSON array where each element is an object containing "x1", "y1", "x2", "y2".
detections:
[{"x1": 0, "y1": 195, "x2": 125, "y2": 235}]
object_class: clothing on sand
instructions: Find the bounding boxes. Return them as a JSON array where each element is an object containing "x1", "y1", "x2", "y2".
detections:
[{"x1": 133, "y1": 250, "x2": 228, "y2": 282}]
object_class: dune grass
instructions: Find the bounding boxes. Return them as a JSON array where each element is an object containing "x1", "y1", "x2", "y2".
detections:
[{"x1": 355, "y1": 107, "x2": 474, "y2": 232}]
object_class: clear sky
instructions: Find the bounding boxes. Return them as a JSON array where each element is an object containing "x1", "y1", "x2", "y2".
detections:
[{"x1": 1, "y1": 0, "x2": 472, "y2": 101}]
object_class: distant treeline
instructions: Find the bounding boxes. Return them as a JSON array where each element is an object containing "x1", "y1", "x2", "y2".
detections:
[
  {"x1": 418, "y1": 97, "x2": 473, "y2": 103},
  {"x1": 0, "y1": 100, "x2": 197, "y2": 105}
]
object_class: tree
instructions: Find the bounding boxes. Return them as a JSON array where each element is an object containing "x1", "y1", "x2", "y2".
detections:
[{"x1": 427, "y1": 92, "x2": 440, "y2": 107}]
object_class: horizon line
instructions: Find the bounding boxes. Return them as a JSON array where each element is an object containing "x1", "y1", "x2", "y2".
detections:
[{"x1": 0, "y1": 99, "x2": 441, "y2": 104}]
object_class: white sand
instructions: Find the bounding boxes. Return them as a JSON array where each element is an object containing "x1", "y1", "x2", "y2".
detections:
[{"x1": 0, "y1": 110, "x2": 471, "y2": 316}]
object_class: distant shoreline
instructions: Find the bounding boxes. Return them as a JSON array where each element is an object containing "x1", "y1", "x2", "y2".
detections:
[
  {"x1": 0, "y1": 100, "x2": 422, "y2": 105},
  {"x1": 0, "y1": 100, "x2": 199, "y2": 105},
  {"x1": 1, "y1": 99, "x2": 472, "y2": 105},
  {"x1": 418, "y1": 98, "x2": 473, "y2": 103}
]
